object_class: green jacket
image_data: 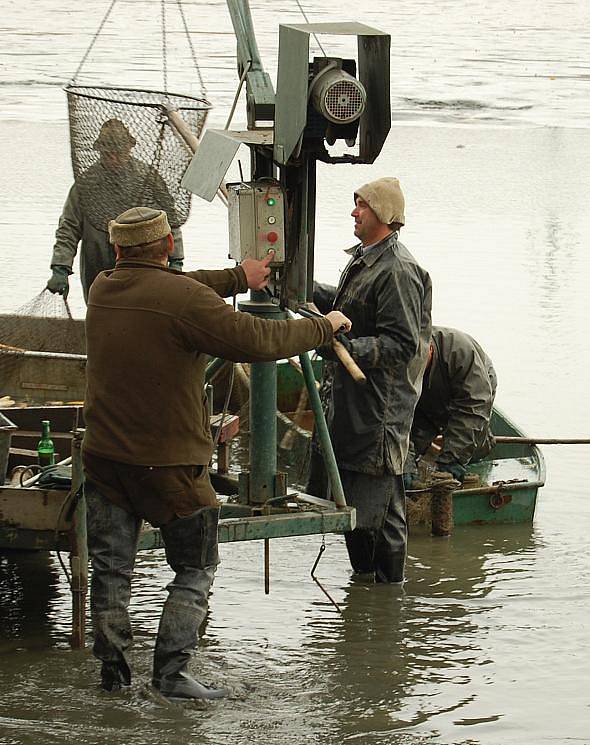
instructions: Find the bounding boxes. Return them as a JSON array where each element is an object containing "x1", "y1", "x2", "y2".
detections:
[
  {"x1": 83, "y1": 260, "x2": 332, "y2": 467},
  {"x1": 412, "y1": 326, "x2": 497, "y2": 469},
  {"x1": 51, "y1": 159, "x2": 184, "y2": 302}
]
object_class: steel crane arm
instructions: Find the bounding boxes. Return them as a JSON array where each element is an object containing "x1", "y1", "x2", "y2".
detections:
[{"x1": 225, "y1": 0, "x2": 275, "y2": 124}]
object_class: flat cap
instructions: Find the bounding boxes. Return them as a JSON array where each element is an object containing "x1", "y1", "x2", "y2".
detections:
[{"x1": 109, "y1": 207, "x2": 171, "y2": 247}]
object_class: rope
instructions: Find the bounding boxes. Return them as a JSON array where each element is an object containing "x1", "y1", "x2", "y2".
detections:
[
  {"x1": 69, "y1": 0, "x2": 206, "y2": 97},
  {"x1": 294, "y1": 0, "x2": 327, "y2": 57},
  {"x1": 161, "y1": 0, "x2": 169, "y2": 94},
  {"x1": 225, "y1": 60, "x2": 252, "y2": 130},
  {"x1": 175, "y1": 0, "x2": 207, "y2": 96},
  {"x1": 69, "y1": 0, "x2": 119, "y2": 84}
]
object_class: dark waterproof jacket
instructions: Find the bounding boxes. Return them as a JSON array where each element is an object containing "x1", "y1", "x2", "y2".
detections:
[
  {"x1": 314, "y1": 232, "x2": 432, "y2": 476},
  {"x1": 412, "y1": 325, "x2": 497, "y2": 468},
  {"x1": 51, "y1": 158, "x2": 183, "y2": 302},
  {"x1": 84, "y1": 260, "x2": 332, "y2": 467}
]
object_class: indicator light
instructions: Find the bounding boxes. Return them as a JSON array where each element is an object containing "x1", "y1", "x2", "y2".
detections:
[
  {"x1": 267, "y1": 231, "x2": 278, "y2": 244},
  {"x1": 267, "y1": 197, "x2": 276, "y2": 206}
]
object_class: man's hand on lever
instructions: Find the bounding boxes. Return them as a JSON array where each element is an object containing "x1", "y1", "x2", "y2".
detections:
[
  {"x1": 241, "y1": 250, "x2": 275, "y2": 290},
  {"x1": 326, "y1": 311, "x2": 352, "y2": 334}
]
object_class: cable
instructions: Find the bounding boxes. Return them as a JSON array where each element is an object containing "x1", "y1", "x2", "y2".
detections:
[
  {"x1": 69, "y1": 0, "x2": 119, "y2": 84},
  {"x1": 294, "y1": 0, "x2": 327, "y2": 57},
  {"x1": 175, "y1": 0, "x2": 207, "y2": 96}
]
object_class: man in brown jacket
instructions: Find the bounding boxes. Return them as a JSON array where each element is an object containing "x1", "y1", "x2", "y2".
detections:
[{"x1": 83, "y1": 206, "x2": 350, "y2": 699}]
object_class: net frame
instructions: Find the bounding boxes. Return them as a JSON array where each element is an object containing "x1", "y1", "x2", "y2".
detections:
[{"x1": 65, "y1": 84, "x2": 211, "y2": 230}]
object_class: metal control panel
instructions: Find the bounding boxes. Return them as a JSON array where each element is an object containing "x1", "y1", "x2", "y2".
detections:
[{"x1": 227, "y1": 181, "x2": 285, "y2": 264}]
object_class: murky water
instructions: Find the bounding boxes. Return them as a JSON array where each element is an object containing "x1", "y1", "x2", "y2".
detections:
[{"x1": 1, "y1": 1, "x2": 590, "y2": 743}]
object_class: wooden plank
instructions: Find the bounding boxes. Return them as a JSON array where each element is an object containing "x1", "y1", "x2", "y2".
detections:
[{"x1": 0, "y1": 486, "x2": 72, "y2": 531}]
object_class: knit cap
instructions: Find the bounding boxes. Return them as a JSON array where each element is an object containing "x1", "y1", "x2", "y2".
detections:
[
  {"x1": 354, "y1": 177, "x2": 405, "y2": 226},
  {"x1": 109, "y1": 207, "x2": 171, "y2": 247}
]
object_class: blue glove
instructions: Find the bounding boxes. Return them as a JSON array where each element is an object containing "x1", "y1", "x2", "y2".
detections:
[
  {"x1": 403, "y1": 472, "x2": 414, "y2": 490},
  {"x1": 168, "y1": 258, "x2": 184, "y2": 272},
  {"x1": 46, "y1": 265, "x2": 71, "y2": 299},
  {"x1": 437, "y1": 461, "x2": 466, "y2": 482}
]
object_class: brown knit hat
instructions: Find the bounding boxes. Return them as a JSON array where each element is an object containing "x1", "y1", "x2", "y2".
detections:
[
  {"x1": 93, "y1": 119, "x2": 136, "y2": 152},
  {"x1": 354, "y1": 177, "x2": 405, "y2": 226},
  {"x1": 109, "y1": 207, "x2": 171, "y2": 247}
]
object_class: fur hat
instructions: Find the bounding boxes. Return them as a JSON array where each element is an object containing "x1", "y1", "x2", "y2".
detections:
[
  {"x1": 109, "y1": 207, "x2": 171, "y2": 247},
  {"x1": 354, "y1": 177, "x2": 405, "y2": 226},
  {"x1": 94, "y1": 119, "x2": 136, "y2": 152}
]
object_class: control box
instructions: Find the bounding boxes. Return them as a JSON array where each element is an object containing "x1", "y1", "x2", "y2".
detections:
[{"x1": 227, "y1": 181, "x2": 285, "y2": 264}]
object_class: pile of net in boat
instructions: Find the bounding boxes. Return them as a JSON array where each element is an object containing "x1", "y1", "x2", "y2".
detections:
[
  {"x1": 65, "y1": 86, "x2": 210, "y2": 232},
  {"x1": 0, "y1": 292, "x2": 85, "y2": 407}
]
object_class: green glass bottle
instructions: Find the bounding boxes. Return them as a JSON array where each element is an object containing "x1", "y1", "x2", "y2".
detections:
[{"x1": 37, "y1": 420, "x2": 55, "y2": 468}]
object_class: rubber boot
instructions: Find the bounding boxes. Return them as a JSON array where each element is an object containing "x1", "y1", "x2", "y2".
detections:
[
  {"x1": 152, "y1": 506, "x2": 227, "y2": 700},
  {"x1": 374, "y1": 475, "x2": 407, "y2": 584},
  {"x1": 86, "y1": 484, "x2": 141, "y2": 691}
]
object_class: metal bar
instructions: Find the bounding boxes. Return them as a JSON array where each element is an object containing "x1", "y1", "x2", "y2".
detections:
[
  {"x1": 494, "y1": 436, "x2": 590, "y2": 445},
  {"x1": 0, "y1": 347, "x2": 86, "y2": 362},
  {"x1": 453, "y1": 480, "x2": 545, "y2": 497},
  {"x1": 298, "y1": 351, "x2": 347, "y2": 508},
  {"x1": 69, "y1": 431, "x2": 87, "y2": 650},
  {"x1": 137, "y1": 508, "x2": 356, "y2": 549}
]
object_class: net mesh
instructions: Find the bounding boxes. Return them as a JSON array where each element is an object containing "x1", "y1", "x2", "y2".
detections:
[
  {"x1": 65, "y1": 85, "x2": 210, "y2": 231},
  {"x1": 0, "y1": 293, "x2": 86, "y2": 406}
]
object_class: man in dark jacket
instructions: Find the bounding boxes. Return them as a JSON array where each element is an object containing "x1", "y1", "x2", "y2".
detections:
[
  {"x1": 84, "y1": 206, "x2": 351, "y2": 699},
  {"x1": 410, "y1": 326, "x2": 497, "y2": 480},
  {"x1": 308, "y1": 177, "x2": 432, "y2": 584},
  {"x1": 46, "y1": 119, "x2": 184, "y2": 303}
]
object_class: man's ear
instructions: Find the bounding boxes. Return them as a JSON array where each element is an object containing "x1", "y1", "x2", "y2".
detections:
[{"x1": 167, "y1": 233, "x2": 174, "y2": 256}]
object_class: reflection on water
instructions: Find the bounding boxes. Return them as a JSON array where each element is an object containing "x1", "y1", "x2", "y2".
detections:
[
  {"x1": 0, "y1": 551, "x2": 62, "y2": 651},
  {"x1": 0, "y1": 527, "x2": 542, "y2": 745}
]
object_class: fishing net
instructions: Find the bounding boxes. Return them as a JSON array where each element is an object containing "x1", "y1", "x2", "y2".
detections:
[
  {"x1": 65, "y1": 86, "x2": 210, "y2": 231},
  {"x1": 0, "y1": 292, "x2": 86, "y2": 406}
]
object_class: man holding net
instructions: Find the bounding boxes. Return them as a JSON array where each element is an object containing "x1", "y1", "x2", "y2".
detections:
[{"x1": 46, "y1": 118, "x2": 184, "y2": 303}]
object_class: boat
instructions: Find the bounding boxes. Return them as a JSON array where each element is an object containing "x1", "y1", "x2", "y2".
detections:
[{"x1": 0, "y1": 310, "x2": 545, "y2": 529}]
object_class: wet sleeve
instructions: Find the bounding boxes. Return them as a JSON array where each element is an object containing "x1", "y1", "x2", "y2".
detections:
[
  {"x1": 177, "y1": 282, "x2": 333, "y2": 362},
  {"x1": 437, "y1": 346, "x2": 495, "y2": 467},
  {"x1": 347, "y1": 268, "x2": 426, "y2": 369},
  {"x1": 184, "y1": 266, "x2": 248, "y2": 297},
  {"x1": 313, "y1": 282, "x2": 338, "y2": 314},
  {"x1": 170, "y1": 228, "x2": 184, "y2": 260},
  {"x1": 51, "y1": 184, "x2": 83, "y2": 270}
]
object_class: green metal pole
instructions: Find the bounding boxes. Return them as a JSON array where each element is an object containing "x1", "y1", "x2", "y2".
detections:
[
  {"x1": 241, "y1": 293, "x2": 285, "y2": 504},
  {"x1": 298, "y1": 351, "x2": 347, "y2": 508}
]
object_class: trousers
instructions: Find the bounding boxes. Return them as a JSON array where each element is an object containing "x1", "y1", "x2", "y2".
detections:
[{"x1": 85, "y1": 482, "x2": 220, "y2": 689}]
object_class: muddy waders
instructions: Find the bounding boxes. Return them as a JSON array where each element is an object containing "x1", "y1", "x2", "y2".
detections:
[
  {"x1": 152, "y1": 507, "x2": 226, "y2": 700},
  {"x1": 86, "y1": 487, "x2": 226, "y2": 698}
]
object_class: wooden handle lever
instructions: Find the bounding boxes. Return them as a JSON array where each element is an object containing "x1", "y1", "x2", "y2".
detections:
[{"x1": 332, "y1": 339, "x2": 366, "y2": 385}]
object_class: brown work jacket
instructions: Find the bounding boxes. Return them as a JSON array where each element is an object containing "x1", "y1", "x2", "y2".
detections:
[{"x1": 83, "y1": 259, "x2": 332, "y2": 467}]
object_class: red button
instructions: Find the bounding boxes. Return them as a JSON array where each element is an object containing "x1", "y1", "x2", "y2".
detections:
[{"x1": 267, "y1": 231, "x2": 278, "y2": 244}]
